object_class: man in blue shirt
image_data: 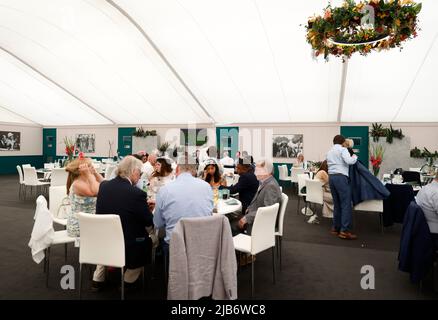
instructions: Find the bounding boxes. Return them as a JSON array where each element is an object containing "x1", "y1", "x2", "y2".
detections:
[
  {"x1": 153, "y1": 155, "x2": 213, "y2": 255},
  {"x1": 327, "y1": 135, "x2": 358, "y2": 239}
]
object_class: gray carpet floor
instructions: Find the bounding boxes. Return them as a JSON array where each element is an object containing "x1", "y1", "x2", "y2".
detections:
[{"x1": 0, "y1": 175, "x2": 436, "y2": 300}]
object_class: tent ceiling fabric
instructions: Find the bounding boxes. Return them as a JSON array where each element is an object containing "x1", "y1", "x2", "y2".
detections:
[{"x1": 0, "y1": 0, "x2": 436, "y2": 125}]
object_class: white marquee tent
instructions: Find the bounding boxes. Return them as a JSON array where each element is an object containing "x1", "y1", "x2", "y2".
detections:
[{"x1": 0, "y1": 0, "x2": 437, "y2": 126}]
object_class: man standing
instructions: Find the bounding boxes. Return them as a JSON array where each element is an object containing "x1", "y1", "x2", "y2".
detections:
[{"x1": 327, "y1": 135, "x2": 358, "y2": 240}]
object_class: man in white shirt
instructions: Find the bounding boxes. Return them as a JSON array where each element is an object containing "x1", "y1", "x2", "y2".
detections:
[
  {"x1": 142, "y1": 153, "x2": 157, "y2": 181},
  {"x1": 416, "y1": 173, "x2": 438, "y2": 248},
  {"x1": 219, "y1": 151, "x2": 235, "y2": 168},
  {"x1": 327, "y1": 135, "x2": 358, "y2": 240}
]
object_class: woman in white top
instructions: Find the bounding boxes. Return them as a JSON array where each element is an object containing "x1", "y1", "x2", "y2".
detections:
[
  {"x1": 314, "y1": 160, "x2": 334, "y2": 218},
  {"x1": 148, "y1": 157, "x2": 175, "y2": 200}
]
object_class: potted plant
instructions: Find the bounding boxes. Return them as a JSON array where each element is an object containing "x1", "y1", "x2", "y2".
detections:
[
  {"x1": 158, "y1": 142, "x2": 170, "y2": 156},
  {"x1": 132, "y1": 127, "x2": 160, "y2": 154}
]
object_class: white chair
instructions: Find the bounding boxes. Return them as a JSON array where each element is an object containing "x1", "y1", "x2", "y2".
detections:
[
  {"x1": 29, "y1": 196, "x2": 76, "y2": 287},
  {"x1": 290, "y1": 167, "x2": 305, "y2": 187},
  {"x1": 233, "y1": 203, "x2": 279, "y2": 298},
  {"x1": 305, "y1": 179, "x2": 324, "y2": 219},
  {"x1": 278, "y1": 165, "x2": 291, "y2": 186},
  {"x1": 44, "y1": 163, "x2": 55, "y2": 170},
  {"x1": 77, "y1": 212, "x2": 126, "y2": 300},
  {"x1": 22, "y1": 164, "x2": 31, "y2": 169},
  {"x1": 353, "y1": 200, "x2": 384, "y2": 233},
  {"x1": 275, "y1": 194, "x2": 289, "y2": 270},
  {"x1": 297, "y1": 173, "x2": 310, "y2": 215},
  {"x1": 50, "y1": 168, "x2": 68, "y2": 186},
  {"x1": 49, "y1": 186, "x2": 69, "y2": 226},
  {"x1": 16, "y1": 165, "x2": 25, "y2": 199},
  {"x1": 104, "y1": 165, "x2": 117, "y2": 180},
  {"x1": 23, "y1": 167, "x2": 50, "y2": 200}
]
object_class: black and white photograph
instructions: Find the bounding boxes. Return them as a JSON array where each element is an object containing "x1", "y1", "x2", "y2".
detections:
[
  {"x1": 75, "y1": 133, "x2": 95, "y2": 153},
  {"x1": 273, "y1": 134, "x2": 303, "y2": 158},
  {"x1": 0, "y1": 131, "x2": 20, "y2": 151}
]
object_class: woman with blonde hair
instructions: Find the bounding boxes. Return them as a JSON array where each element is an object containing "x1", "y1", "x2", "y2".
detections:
[{"x1": 65, "y1": 154, "x2": 104, "y2": 237}]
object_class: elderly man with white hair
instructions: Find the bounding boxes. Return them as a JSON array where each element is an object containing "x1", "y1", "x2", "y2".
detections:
[
  {"x1": 92, "y1": 155, "x2": 154, "y2": 291},
  {"x1": 236, "y1": 159, "x2": 282, "y2": 235}
]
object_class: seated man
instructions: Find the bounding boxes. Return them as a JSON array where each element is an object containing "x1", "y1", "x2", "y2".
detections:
[
  {"x1": 219, "y1": 151, "x2": 236, "y2": 169},
  {"x1": 220, "y1": 156, "x2": 258, "y2": 215},
  {"x1": 92, "y1": 156, "x2": 154, "y2": 290},
  {"x1": 416, "y1": 172, "x2": 438, "y2": 249},
  {"x1": 236, "y1": 159, "x2": 282, "y2": 235},
  {"x1": 153, "y1": 155, "x2": 214, "y2": 255}
]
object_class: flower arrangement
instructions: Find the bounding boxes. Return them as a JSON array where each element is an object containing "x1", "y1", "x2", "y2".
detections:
[
  {"x1": 370, "y1": 144, "x2": 384, "y2": 176},
  {"x1": 305, "y1": 0, "x2": 422, "y2": 60},
  {"x1": 63, "y1": 137, "x2": 76, "y2": 160}
]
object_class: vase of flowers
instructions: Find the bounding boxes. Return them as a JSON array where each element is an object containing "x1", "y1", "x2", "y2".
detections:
[
  {"x1": 370, "y1": 144, "x2": 384, "y2": 177},
  {"x1": 63, "y1": 137, "x2": 76, "y2": 167}
]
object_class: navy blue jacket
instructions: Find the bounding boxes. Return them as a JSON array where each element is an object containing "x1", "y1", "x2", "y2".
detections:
[
  {"x1": 221, "y1": 171, "x2": 259, "y2": 214},
  {"x1": 349, "y1": 161, "x2": 390, "y2": 206},
  {"x1": 97, "y1": 176, "x2": 153, "y2": 269},
  {"x1": 398, "y1": 201, "x2": 435, "y2": 283}
]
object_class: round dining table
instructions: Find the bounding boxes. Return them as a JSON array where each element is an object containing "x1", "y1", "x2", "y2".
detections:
[{"x1": 214, "y1": 198, "x2": 242, "y2": 215}]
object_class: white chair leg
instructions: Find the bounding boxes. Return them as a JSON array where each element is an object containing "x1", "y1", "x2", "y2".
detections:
[
  {"x1": 45, "y1": 247, "x2": 50, "y2": 288},
  {"x1": 78, "y1": 264, "x2": 82, "y2": 299},
  {"x1": 272, "y1": 247, "x2": 276, "y2": 284},
  {"x1": 279, "y1": 237, "x2": 283, "y2": 271},
  {"x1": 121, "y1": 268, "x2": 125, "y2": 300},
  {"x1": 251, "y1": 255, "x2": 255, "y2": 299}
]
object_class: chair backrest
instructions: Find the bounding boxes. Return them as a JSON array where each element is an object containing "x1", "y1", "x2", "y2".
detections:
[
  {"x1": 104, "y1": 165, "x2": 116, "y2": 180},
  {"x1": 49, "y1": 186, "x2": 69, "y2": 219},
  {"x1": 306, "y1": 179, "x2": 324, "y2": 205},
  {"x1": 290, "y1": 167, "x2": 305, "y2": 183},
  {"x1": 77, "y1": 212, "x2": 125, "y2": 267},
  {"x1": 297, "y1": 173, "x2": 308, "y2": 196},
  {"x1": 50, "y1": 168, "x2": 69, "y2": 187},
  {"x1": 16, "y1": 165, "x2": 24, "y2": 184},
  {"x1": 251, "y1": 203, "x2": 280, "y2": 255},
  {"x1": 402, "y1": 171, "x2": 421, "y2": 185},
  {"x1": 22, "y1": 164, "x2": 31, "y2": 169},
  {"x1": 23, "y1": 167, "x2": 39, "y2": 185},
  {"x1": 276, "y1": 193, "x2": 289, "y2": 237},
  {"x1": 278, "y1": 165, "x2": 286, "y2": 180}
]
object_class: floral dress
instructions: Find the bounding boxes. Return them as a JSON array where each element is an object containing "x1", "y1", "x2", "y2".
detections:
[{"x1": 66, "y1": 187, "x2": 97, "y2": 237}]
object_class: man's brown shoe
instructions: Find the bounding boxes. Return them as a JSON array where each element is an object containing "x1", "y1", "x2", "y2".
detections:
[
  {"x1": 338, "y1": 231, "x2": 358, "y2": 240},
  {"x1": 330, "y1": 228, "x2": 340, "y2": 235}
]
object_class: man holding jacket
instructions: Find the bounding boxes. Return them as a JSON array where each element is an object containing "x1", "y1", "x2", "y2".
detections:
[{"x1": 327, "y1": 135, "x2": 358, "y2": 240}]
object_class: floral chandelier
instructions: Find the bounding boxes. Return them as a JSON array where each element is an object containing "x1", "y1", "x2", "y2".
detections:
[{"x1": 305, "y1": 0, "x2": 422, "y2": 61}]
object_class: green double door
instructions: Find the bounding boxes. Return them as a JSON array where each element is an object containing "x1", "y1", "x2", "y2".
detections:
[
  {"x1": 216, "y1": 127, "x2": 239, "y2": 159},
  {"x1": 340, "y1": 126, "x2": 369, "y2": 167}
]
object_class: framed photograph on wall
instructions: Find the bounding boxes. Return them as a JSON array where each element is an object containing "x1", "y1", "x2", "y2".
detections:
[
  {"x1": 0, "y1": 131, "x2": 21, "y2": 151},
  {"x1": 272, "y1": 134, "x2": 303, "y2": 159},
  {"x1": 75, "y1": 134, "x2": 96, "y2": 153}
]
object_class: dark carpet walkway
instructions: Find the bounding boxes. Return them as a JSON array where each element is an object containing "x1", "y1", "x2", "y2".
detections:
[{"x1": 0, "y1": 175, "x2": 436, "y2": 300}]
